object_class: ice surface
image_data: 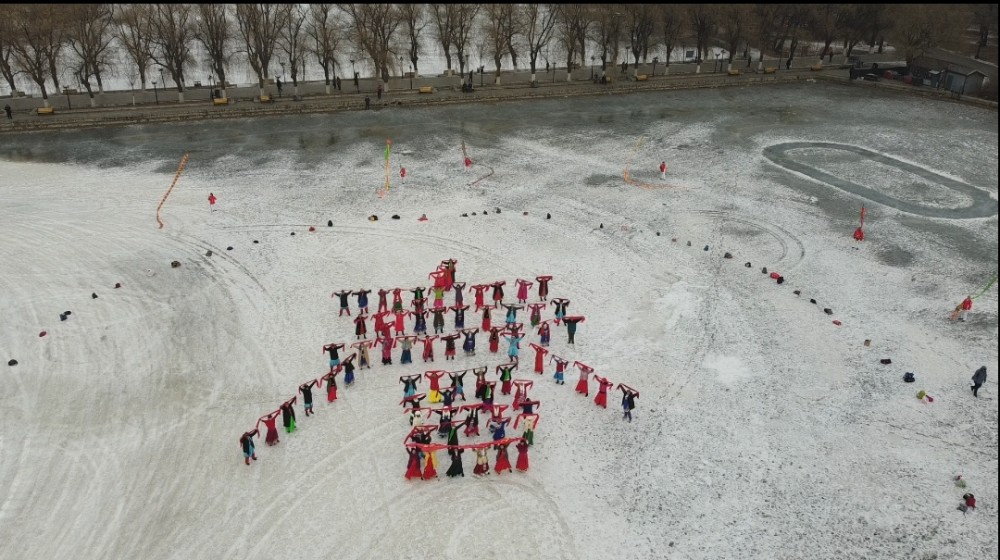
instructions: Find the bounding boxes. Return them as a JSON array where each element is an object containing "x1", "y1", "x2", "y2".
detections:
[{"x1": 0, "y1": 83, "x2": 996, "y2": 560}]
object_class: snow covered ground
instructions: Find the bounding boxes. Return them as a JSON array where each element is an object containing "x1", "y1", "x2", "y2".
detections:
[{"x1": 0, "y1": 82, "x2": 996, "y2": 560}]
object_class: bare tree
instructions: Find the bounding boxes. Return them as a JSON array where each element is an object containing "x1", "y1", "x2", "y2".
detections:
[
  {"x1": 278, "y1": 4, "x2": 308, "y2": 94},
  {"x1": 235, "y1": 4, "x2": 288, "y2": 93},
  {"x1": 399, "y1": 3, "x2": 428, "y2": 77},
  {"x1": 503, "y1": 5, "x2": 521, "y2": 69},
  {"x1": 308, "y1": 4, "x2": 342, "y2": 93},
  {"x1": 718, "y1": 4, "x2": 749, "y2": 71},
  {"x1": 688, "y1": 4, "x2": 715, "y2": 72},
  {"x1": 888, "y1": 4, "x2": 961, "y2": 64},
  {"x1": 557, "y1": 5, "x2": 590, "y2": 81},
  {"x1": 863, "y1": 4, "x2": 891, "y2": 53},
  {"x1": 66, "y1": 4, "x2": 116, "y2": 95},
  {"x1": 591, "y1": 5, "x2": 625, "y2": 77},
  {"x1": 0, "y1": 14, "x2": 21, "y2": 94},
  {"x1": 482, "y1": 3, "x2": 510, "y2": 84},
  {"x1": 38, "y1": 5, "x2": 69, "y2": 91},
  {"x1": 342, "y1": 4, "x2": 403, "y2": 91},
  {"x1": 430, "y1": 4, "x2": 457, "y2": 75},
  {"x1": 624, "y1": 4, "x2": 655, "y2": 78},
  {"x1": 453, "y1": 4, "x2": 480, "y2": 78},
  {"x1": 8, "y1": 5, "x2": 54, "y2": 105},
  {"x1": 114, "y1": 4, "x2": 155, "y2": 91},
  {"x1": 971, "y1": 3, "x2": 997, "y2": 59},
  {"x1": 148, "y1": 3, "x2": 195, "y2": 102},
  {"x1": 774, "y1": 5, "x2": 810, "y2": 68},
  {"x1": 751, "y1": 4, "x2": 783, "y2": 70},
  {"x1": 836, "y1": 5, "x2": 869, "y2": 64},
  {"x1": 808, "y1": 4, "x2": 839, "y2": 63},
  {"x1": 521, "y1": 4, "x2": 559, "y2": 84},
  {"x1": 194, "y1": 4, "x2": 233, "y2": 97},
  {"x1": 657, "y1": 4, "x2": 685, "y2": 75}
]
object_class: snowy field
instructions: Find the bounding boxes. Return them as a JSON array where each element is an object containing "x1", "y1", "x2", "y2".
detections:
[{"x1": 0, "y1": 82, "x2": 997, "y2": 560}]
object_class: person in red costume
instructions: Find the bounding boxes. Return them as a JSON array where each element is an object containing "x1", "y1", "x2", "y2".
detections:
[
  {"x1": 511, "y1": 379, "x2": 533, "y2": 409},
  {"x1": 659, "y1": 161, "x2": 667, "y2": 179},
  {"x1": 488, "y1": 326, "x2": 504, "y2": 353},
  {"x1": 399, "y1": 166, "x2": 407, "y2": 181},
  {"x1": 514, "y1": 413, "x2": 538, "y2": 445},
  {"x1": 208, "y1": 192, "x2": 217, "y2": 211},
  {"x1": 440, "y1": 259, "x2": 457, "y2": 290},
  {"x1": 537, "y1": 319, "x2": 551, "y2": 347},
  {"x1": 481, "y1": 305, "x2": 493, "y2": 331},
  {"x1": 377, "y1": 288, "x2": 390, "y2": 313},
  {"x1": 529, "y1": 343, "x2": 549, "y2": 374},
  {"x1": 959, "y1": 296, "x2": 973, "y2": 322},
  {"x1": 593, "y1": 374, "x2": 614, "y2": 408},
  {"x1": 574, "y1": 361, "x2": 594, "y2": 396},
  {"x1": 405, "y1": 446, "x2": 423, "y2": 480},
  {"x1": 473, "y1": 446, "x2": 490, "y2": 476},
  {"x1": 471, "y1": 283, "x2": 489, "y2": 311},
  {"x1": 497, "y1": 362, "x2": 517, "y2": 395},
  {"x1": 422, "y1": 445, "x2": 443, "y2": 480},
  {"x1": 535, "y1": 275, "x2": 552, "y2": 301},
  {"x1": 464, "y1": 156, "x2": 472, "y2": 172},
  {"x1": 515, "y1": 439, "x2": 530, "y2": 471},
  {"x1": 257, "y1": 410, "x2": 281, "y2": 446},
  {"x1": 391, "y1": 287, "x2": 405, "y2": 312},
  {"x1": 376, "y1": 334, "x2": 396, "y2": 365},
  {"x1": 425, "y1": 370, "x2": 446, "y2": 403},
  {"x1": 515, "y1": 278, "x2": 533, "y2": 304},
  {"x1": 392, "y1": 307, "x2": 408, "y2": 335},
  {"x1": 494, "y1": 440, "x2": 513, "y2": 474},
  {"x1": 462, "y1": 403, "x2": 482, "y2": 436},
  {"x1": 853, "y1": 227, "x2": 864, "y2": 241},
  {"x1": 419, "y1": 335, "x2": 438, "y2": 362},
  {"x1": 320, "y1": 368, "x2": 340, "y2": 402}
]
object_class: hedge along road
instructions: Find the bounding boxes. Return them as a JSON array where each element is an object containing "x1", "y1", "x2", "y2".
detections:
[{"x1": 762, "y1": 141, "x2": 998, "y2": 219}]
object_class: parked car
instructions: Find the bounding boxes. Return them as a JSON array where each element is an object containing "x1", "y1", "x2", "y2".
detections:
[{"x1": 861, "y1": 73, "x2": 880, "y2": 82}]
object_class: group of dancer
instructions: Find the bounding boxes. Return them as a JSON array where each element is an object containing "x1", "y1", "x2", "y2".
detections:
[{"x1": 401, "y1": 364, "x2": 540, "y2": 479}]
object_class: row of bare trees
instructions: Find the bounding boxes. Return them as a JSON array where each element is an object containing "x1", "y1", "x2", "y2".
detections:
[{"x1": 1, "y1": 4, "x2": 993, "y2": 106}]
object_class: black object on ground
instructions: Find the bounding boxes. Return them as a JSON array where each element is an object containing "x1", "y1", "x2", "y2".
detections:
[
  {"x1": 392, "y1": 215, "x2": 400, "y2": 220},
  {"x1": 880, "y1": 358, "x2": 892, "y2": 365},
  {"x1": 328, "y1": 220, "x2": 333, "y2": 227},
  {"x1": 7, "y1": 359, "x2": 16, "y2": 366}
]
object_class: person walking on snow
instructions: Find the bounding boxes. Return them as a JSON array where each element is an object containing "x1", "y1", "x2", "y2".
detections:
[
  {"x1": 240, "y1": 429, "x2": 259, "y2": 465},
  {"x1": 400, "y1": 166, "x2": 407, "y2": 182},
  {"x1": 529, "y1": 343, "x2": 549, "y2": 374},
  {"x1": 593, "y1": 375, "x2": 614, "y2": 408},
  {"x1": 550, "y1": 298, "x2": 570, "y2": 325},
  {"x1": 464, "y1": 156, "x2": 473, "y2": 173},
  {"x1": 299, "y1": 379, "x2": 319, "y2": 416},
  {"x1": 351, "y1": 340, "x2": 373, "y2": 369},
  {"x1": 515, "y1": 279, "x2": 533, "y2": 304},
  {"x1": 332, "y1": 290, "x2": 353, "y2": 316},
  {"x1": 535, "y1": 275, "x2": 552, "y2": 301},
  {"x1": 472, "y1": 283, "x2": 489, "y2": 311},
  {"x1": 619, "y1": 384, "x2": 639, "y2": 422},
  {"x1": 420, "y1": 335, "x2": 438, "y2": 362},
  {"x1": 660, "y1": 161, "x2": 667, "y2": 179},
  {"x1": 321, "y1": 368, "x2": 340, "y2": 402},
  {"x1": 972, "y1": 366, "x2": 987, "y2": 397},
  {"x1": 574, "y1": 361, "x2": 594, "y2": 397},
  {"x1": 208, "y1": 192, "x2": 218, "y2": 212},
  {"x1": 258, "y1": 410, "x2": 281, "y2": 446}
]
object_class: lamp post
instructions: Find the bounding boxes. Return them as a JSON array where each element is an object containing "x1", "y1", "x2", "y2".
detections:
[
  {"x1": 410, "y1": 64, "x2": 414, "y2": 90},
  {"x1": 714, "y1": 51, "x2": 720, "y2": 73},
  {"x1": 721, "y1": 50, "x2": 726, "y2": 73},
  {"x1": 152, "y1": 79, "x2": 159, "y2": 105},
  {"x1": 350, "y1": 58, "x2": 357, "y2": 92},
  {"x1": 64, "y1": 86, "x2": 71, "y2": 110},
  {"x1": 159, "y1": 68, "x2": 166, "y2": 91},
  {"x1": 209, "y1": 74, "x2": 213, "y2": 99}
]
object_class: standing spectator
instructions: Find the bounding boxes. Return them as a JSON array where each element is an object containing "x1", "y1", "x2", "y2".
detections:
[
  {"x1": 276, "y1": 77, "x2": 283, "y2": 96},
  {"x1": 377, "y1": 83, "x2": 383, "y2": 100},
  {"x1": 4, "y1": 104, "x2": 12, "y2": 121},
  {"x1": 364, "y1": 95, "x2": 371, "y2": 110},
  {"x1": 208, "y1": 192, "x2": 217, "y2": 212}
]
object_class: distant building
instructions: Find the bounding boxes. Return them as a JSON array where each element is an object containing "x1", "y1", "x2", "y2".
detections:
[{"x1": 910, "y1": 48, "x2": 996, "y2": 94}]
